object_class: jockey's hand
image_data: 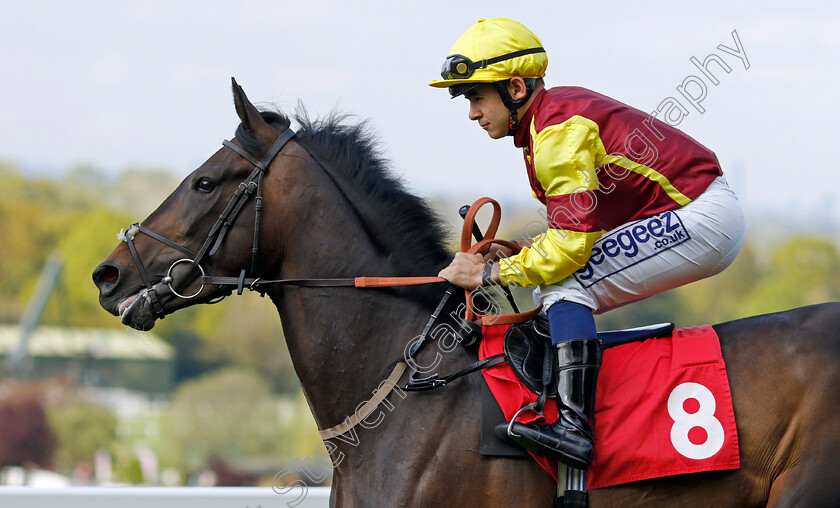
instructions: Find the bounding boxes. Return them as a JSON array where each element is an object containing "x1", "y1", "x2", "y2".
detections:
[
  {"x1": 438, "y1": 252, "x2": 485, "y2": 290},
  {"x1": 483, "y1": 244, "x2": 513, "y2": 263},
  {"x1": 482, "y1": 239, "x2": 529, "y2": 263}
]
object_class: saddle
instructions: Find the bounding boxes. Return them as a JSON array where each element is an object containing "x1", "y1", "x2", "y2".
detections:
[
  {"x1": 477, "y1": 318, "x2": 676, "y2": 460},
  {"x1": 504, "y1": 315, "x2": 557, "y2": 398},
  {"x1": 405, "y1": 312, "x2": 674, "y2": 395},
  {"x1": 503, "y1": 315, "x2": 679, "y2": 396}
]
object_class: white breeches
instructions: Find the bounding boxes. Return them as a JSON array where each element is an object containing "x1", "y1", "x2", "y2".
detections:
[{"x1": 535, "y1": 176, "x2": 745, "y2": 314}]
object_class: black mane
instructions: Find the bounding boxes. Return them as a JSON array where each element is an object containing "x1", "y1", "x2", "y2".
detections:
[{"x1": 236, "y1": 108, "x2": 455, "y2": 287}]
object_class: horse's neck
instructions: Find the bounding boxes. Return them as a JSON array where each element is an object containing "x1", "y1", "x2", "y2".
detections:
[
  {"x1": 263, "y1": 181, "x2": 440, "y2": 435},
  {"x1": 255, "y1": 167, "x2": 552, "y2": 503},
  {"x1": 270, "y1": 270, "x2": 436, "y2": 430},
  {"x1": 260, "y1": 152, "x2": 479, "y2": 473}
]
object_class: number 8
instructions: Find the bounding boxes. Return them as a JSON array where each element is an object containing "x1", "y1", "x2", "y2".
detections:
[{"x1": 667, "y1": 382, "x2": 725, "y2": 460}]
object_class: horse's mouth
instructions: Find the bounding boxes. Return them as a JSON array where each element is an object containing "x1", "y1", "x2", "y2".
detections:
[{"x1": 119, "y1": 289, "x2": 157, "y2": 331}]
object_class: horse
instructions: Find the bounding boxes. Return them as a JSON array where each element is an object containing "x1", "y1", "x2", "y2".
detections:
[{"x1": 93, "y1": 79, "x2": 840, "y2": 507}]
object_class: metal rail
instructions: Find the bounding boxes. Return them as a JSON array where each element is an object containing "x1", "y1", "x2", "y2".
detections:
[{"x1": 0, "y1": 486, "x2": 331, "y2": 508}]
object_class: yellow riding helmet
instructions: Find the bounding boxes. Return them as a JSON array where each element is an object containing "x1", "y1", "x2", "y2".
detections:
[{"x1": 429, "y1": 18, "x2": 548, "y2": 90}]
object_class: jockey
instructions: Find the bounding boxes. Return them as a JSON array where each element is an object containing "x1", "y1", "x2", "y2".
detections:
[{"x1": 433, "y1": 18, "x2": 745, "y2": 470}]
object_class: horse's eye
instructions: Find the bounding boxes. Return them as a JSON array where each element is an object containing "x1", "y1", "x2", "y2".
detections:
[{"x1": 196, "y1": 177, "x2": 216, "y2": 193}]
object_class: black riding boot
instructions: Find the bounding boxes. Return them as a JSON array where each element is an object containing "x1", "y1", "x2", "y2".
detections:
[{"x1": 500, "y1": 338, "x2": 601, "y2": 470}]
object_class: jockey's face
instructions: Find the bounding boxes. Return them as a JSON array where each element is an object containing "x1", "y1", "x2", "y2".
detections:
[{"x1": 465, "y1": 84, "x2": 510, "y2": 140}]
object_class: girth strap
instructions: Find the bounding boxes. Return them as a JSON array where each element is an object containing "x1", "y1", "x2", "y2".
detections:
[{"x1": 404, "y1": 353, "x2": 507, "y2": 391}]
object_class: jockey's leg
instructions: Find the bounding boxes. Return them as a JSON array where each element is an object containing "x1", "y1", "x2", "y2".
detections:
[
  {"x1": 504, "y1": 301, "x2": 601, "y2": 469},
  {"x1": 502, "y1": 177, "x2": 743, "y2": 467}
]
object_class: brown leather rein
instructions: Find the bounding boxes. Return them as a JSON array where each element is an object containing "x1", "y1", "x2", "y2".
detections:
[
  {"x1": 197, "y1": 196, "x2": 541, "y2": 325},
  {"x1": 119, "y1": 128, "x2": 539, "y2": 440}
]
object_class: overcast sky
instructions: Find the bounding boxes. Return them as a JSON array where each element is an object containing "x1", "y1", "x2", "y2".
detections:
[{"x1": 2, "y1": 1, "x2": 839, "y2": 221}]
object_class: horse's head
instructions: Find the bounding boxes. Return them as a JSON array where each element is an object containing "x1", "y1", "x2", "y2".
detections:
[{"x1": 93, "y1": 79, "x2": 294, "y2": 331}]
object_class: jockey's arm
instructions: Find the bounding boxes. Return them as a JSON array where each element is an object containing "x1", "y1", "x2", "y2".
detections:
[{"x1": 498, "y1": 118, "x2": 606, "y2": 287}]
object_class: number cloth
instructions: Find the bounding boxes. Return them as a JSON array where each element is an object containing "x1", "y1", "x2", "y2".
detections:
[{"x1": 479, "y1": 323, "x2": 740, "y2": 488}]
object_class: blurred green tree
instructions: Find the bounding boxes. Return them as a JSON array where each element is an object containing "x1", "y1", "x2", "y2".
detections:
[
  {"x1": 40, "y1": 208, "x2": 130, "y2": 328},
  {"x1": 157, "y1": 368, "x2": 286, "y2": 475},
  {"x1": 738, "y1": 236, "x2": 840, "y2": 317},
  {"x1": 46, "y1": 399, "x2": 117, "y2": 474},
  {"x1": 595, "y1": 240, "x2": 762, "y2": 329},
  {"x1": 669, "y1": 241, "x2": 763, "y2": 326}
]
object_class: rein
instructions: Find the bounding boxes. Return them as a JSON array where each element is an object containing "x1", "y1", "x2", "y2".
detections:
[
  {"x1": 120, "y1": 127, "x2": 447, "y2": 316},
  {"x1": 119, "y1": 126, "x2": 538, "y2": 441},
  {"x1": 201, "y1": 274, "x2": 446, "y2": 295}
]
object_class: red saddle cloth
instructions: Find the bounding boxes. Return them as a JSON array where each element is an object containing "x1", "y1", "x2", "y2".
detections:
[{"x1": 479, "y1": 324, "x2": 740, "y2": 489}]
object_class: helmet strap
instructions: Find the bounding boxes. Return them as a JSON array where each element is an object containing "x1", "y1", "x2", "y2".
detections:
[
  {"x1": 508, "y1": 110, "x2": 520, "y2": 132},
  {"x1": 493, "y1": 79, "x2": 537, "y2": 135}
]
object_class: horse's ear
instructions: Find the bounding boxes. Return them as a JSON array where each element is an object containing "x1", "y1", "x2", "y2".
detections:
[{"x1": 231, "y1": 77, "x2": 270, "y2": 135}]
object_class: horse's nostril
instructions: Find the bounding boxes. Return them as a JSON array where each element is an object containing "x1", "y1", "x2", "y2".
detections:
[
  {"x1": 93, "y1": 263, "x2": 120, "y2": 288},
  {"x1": 102, "y1": 267, "x2": 118, "y2": 284}
]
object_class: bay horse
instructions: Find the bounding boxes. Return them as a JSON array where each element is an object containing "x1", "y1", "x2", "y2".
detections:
[{"x1": 93, "y1": 79, "x2": 840, "y2": 507}]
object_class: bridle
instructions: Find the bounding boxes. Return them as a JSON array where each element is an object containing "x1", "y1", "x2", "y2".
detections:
[
  {"x1": 121, "y1": 126, "x2": 447, "y2": 320},
  {"x1": 117, "y1": 126, "x2": 540, "y2": 441},
  {"x1": 121, "y1": 128, "x2": 297, "y2": 319}
]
